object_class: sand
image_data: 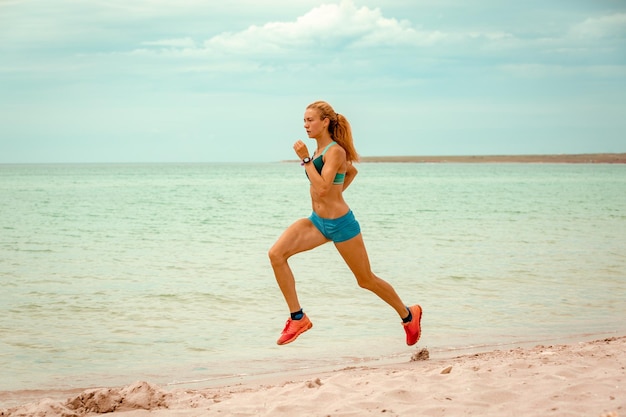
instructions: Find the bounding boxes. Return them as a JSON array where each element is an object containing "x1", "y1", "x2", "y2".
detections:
[{"x1": 2, "y1": 336, "x2": 624, "y2": 417}]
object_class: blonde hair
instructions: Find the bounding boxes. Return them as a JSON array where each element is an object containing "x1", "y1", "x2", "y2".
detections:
[{"x1": 306, "y1": 101, "x2": 360, "y2": 163}]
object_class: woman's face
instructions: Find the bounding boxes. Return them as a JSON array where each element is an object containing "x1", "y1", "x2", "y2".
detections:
[{"x1": 303, "y1": 108, "x2": 328, "y2": 139}]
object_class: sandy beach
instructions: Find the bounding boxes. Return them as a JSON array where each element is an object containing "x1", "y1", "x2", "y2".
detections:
[{"x1": 2, "y1": 335, "x2": 624, "y2": 417}]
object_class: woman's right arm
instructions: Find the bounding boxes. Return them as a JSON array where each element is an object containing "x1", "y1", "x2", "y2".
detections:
[{"x1": 342, "y1": 162, "x2": 358, "y2": 191}]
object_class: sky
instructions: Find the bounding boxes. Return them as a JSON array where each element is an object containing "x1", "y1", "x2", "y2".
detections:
[{"x1": 1, "y1": 0, "x2": 625, "y2": 163}]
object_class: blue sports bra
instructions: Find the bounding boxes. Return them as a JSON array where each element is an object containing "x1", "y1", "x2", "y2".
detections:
[{"x1": 308, "y1": 142, "x2": 345, "y2": 185}]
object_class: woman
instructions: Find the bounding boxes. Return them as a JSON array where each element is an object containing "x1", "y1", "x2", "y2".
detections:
[{"x1": 268, "y1": 100, "x2": 422, "y2": 346}]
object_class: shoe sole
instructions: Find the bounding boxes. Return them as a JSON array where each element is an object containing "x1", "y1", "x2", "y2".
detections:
[{"x1": 277, "y1": 321, "x2": 313, "y2": 346}]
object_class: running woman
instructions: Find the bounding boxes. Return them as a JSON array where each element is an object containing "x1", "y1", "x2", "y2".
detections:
[{"x1": 268, "y1": 100, "x2": 422, "y2": 346}]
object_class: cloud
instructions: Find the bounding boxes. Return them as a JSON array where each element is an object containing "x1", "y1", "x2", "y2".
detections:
[
  {"x1": 570, "y1": 12, "x2": 626, "y2": 39},
  {"x1": 5, "y1": 0, "x2": 624, "y2": 88},
  {"x1": 133, "y1": 0, "x2": 626, "y2": 73},
  {"x1": 142, "y1": 38, "x2": 197, "y2": 48},
  {"x1": 156, "y1": 0, "x2": 512, "y2": 56},
  {"x1": 134, "y1": 1, "x2": 421, "y2": 56},
  {"x1": 135, "y1": 0, "x2": 516, "y2": 57},
  {"x1": 498, "y1": 63, "x2": 626, "y2": 79},
  {"x1": 43, "y1": 0, "x2": 613, "y2": 100},
  {"x1": 126, "y1": 0, "x2": 515, "y2": 79}
]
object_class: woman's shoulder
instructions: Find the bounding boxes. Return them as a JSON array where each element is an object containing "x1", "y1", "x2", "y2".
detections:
[{"x1": 327, "y1": 142, "x2": 347, "y2": 158}]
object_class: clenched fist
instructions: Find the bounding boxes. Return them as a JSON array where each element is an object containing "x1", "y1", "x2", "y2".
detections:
[{"x1": 293, "y1": 140, "x2": 311, "y2": 160}]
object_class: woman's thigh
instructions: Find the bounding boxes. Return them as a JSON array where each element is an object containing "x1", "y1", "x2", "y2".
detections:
[
  {"x1": 333, "y1": 233, "x2": 373, "y2": 279},
  {"x1": 270, "y1": 218, "x2": 329, "y2": 260}
]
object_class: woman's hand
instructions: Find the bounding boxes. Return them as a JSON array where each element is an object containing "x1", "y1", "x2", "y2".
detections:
[{"x1": 293, "y1": 140, "x2": 310, "y2": 160}]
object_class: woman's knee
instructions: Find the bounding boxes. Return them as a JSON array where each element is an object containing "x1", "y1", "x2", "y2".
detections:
[
  {"x1": 356, "y1": 273, "x2": 378, "y2": 291},
  {"x1": 268, "y1": 244, "x2": 287, "y2": 267}
]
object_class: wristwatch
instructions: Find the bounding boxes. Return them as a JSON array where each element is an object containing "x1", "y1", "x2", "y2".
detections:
[{"x1": 301, "y1": 156, "x2": 312, "y2": 165}]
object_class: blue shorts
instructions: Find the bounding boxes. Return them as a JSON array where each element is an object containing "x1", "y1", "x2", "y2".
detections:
[{"x1": 309, "y1": 210, "x2": 361, "y2": 243}]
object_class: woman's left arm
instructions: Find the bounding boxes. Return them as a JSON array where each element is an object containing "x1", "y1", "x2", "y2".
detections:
[{"x1": 294, "y1": 140, "x2": 338, "y2": 197}]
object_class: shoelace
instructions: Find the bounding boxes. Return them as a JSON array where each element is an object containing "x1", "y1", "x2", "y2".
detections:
[{"x1": 281, "y1": 319, "x2": 293, "y2": 333}]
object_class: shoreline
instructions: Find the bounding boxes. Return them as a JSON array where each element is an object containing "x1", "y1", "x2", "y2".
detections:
[
  {"x1": 359, "y1": 153, "x2": 626, "y2": 164},
  {"x1": 2, "y1": 334, "x2": 624, "y2": 416},
  {"x1": 283, "y1": 153, "x2": 626, "y2": 164}
]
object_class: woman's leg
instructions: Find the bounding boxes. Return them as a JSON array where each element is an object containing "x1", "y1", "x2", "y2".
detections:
[
  {"x1": 268, "y1": 218, "x2": 329, "y2": 312},
  {"x1": 334, "y1": 233, "x2": 409, "y2": 318}
]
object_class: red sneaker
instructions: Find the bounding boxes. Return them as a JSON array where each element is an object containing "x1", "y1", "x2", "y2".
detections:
[
  {"x1": 403, "y1": 305, "x2": 422, "y2": 346},
  {"x1": 276, "y1": 314, "x2": 313, "y2": 345}
]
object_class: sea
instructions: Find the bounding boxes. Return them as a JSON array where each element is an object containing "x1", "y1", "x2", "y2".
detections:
[{"x1": 1, "y1": 162, "x2": 625, "y2": 405}]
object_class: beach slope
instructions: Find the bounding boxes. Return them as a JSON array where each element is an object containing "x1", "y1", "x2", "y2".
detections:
[{"x1": 1, "y1": 336, "x2": 624, "y2": 417}]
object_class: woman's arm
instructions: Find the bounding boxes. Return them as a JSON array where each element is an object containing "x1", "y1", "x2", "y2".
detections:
[
  {"x1": 342, "y1": 162, "x2": 357, "y2": 191},
  {"x1": 307, "y1": 146, "x2": 345, "y2": 197},
  {"x1": 294, "y1": 140, "x2": 340, "y2": 197}
]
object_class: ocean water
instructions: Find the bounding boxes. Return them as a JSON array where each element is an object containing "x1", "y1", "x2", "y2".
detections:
[{"x1": 1, "y1": 162, "x2": 625, "y2": 401}]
